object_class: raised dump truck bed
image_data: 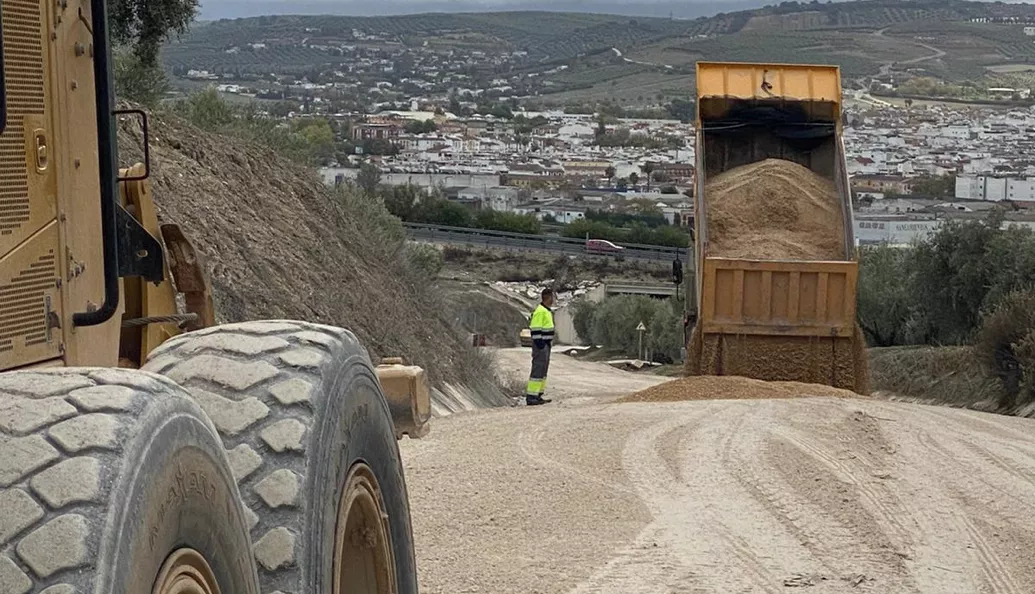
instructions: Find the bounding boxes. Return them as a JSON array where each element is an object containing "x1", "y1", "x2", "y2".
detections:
[{"x1": 687, "y1": 61, "x2": 868, "y2": 392}]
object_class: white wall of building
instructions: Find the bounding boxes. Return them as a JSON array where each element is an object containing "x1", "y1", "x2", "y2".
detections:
[
  {"x1": 1006, "y1": 178, "x2": 1035, "y2": 202},
  {"x1": 854, "y1": 219, "x2": 942, "y2": 246},
  {"x1": 985, "y1": 177, "x2": 1007, "y2": 201}
]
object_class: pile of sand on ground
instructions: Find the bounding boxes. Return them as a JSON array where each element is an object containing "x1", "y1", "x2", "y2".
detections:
[
  {"x1": 705, "y1": 158, "x2": 846, "y2": 260},
  {"x1": 114, "y1": 104, "x2": 504, "y2": 403},
  {"x1": 617, "y1": 375, "x2": 861, "y2": 403}
]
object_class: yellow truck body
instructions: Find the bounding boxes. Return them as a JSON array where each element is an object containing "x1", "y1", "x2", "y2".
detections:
[{"x1": 688, "y1": 61, "x2": 867, "y2": 392}]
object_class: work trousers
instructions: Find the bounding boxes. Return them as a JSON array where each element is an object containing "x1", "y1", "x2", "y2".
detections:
[{"x1": 526, "y1": 342, "x2": 552, "y2": 397}]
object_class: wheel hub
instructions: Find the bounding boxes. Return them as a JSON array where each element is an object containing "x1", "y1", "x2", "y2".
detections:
[
  {"x1": 334, "y1": 463, "x2": 397, "y2": 594},
  {"x1": 153, "y1": 548, "x2": 221, "y2": 594}
]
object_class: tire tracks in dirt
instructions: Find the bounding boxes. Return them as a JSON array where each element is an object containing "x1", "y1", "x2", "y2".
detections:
[{"x1": 868, "y1": 401, "x2": 1029, "y2": 594}]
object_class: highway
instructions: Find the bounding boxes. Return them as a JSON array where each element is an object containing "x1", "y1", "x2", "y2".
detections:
[{"x1": 402, "y1": 222, "x2": 691, "y2": 263}]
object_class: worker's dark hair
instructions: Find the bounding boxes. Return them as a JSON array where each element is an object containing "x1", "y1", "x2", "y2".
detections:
[{"x1": 541, "y1": 288, "x2": 554, "y2": 300}]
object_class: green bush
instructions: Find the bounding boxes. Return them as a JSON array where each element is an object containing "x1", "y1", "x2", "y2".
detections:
[
  {"x1": 571, "y1": 298, "x2": 598, "y2": 344},
  {"x1": 857, "y1": 212, "x2": 1035, "y2": 348},
  {"x1": 412, "y1": 199, "x2": 473, "y2": 228},
  {"x1": 563, "y1": 218, "x2": 689, "y2": 248},
  {"x1": 857, "y1": 244, "x2": 915, "y2": 347},
  {"x1": 113, "y1": 46, "x2": 169, "y2": 105},
  {"x1": 405, "y1": 243, "x2": 444, "y2": 278},
  {"x1": 975, "y1": 288, "x2": 1035, "y2": 411},
  {"x1": 584, "y1": 295, "x2": 684, "y2": 362},
  {"x1": 474, "y1": 209, "x2": 542, "y2": 234},
  {"x1": 169, "y1": 90, "x2": 320, "y2": 165}
]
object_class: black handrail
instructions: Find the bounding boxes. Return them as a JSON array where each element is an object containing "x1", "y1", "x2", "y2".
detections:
[{"x1": 73, "y1": 0, "x2": 120, "y2": 326}]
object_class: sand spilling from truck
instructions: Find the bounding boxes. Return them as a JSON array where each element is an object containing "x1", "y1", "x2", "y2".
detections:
[
  {"x1": 617, "y1": 374, "x2": 860, "y2": 403},
  {"x1": 684, "y1": 321, "x2": 869, "y2": 394},
  {"x1": 704, "y1": 158, "x2": 845, "y2": 261}
]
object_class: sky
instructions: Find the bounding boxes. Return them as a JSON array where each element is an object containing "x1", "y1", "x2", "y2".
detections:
[{"x1": 196, "y1": 0, "x2": 829, "y2": 20}]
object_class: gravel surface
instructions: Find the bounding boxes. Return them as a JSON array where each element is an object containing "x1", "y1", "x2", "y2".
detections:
[{"x1": 400, "y1": 354, "x2": 1035, "y2": 593}]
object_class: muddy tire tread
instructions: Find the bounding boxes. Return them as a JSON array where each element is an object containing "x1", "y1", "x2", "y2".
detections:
[
  {"x1": 0, "y1": 368, "x2": 212, "y2": 593},
  {"x1": 142, "y1": 320, "x2": 394, "y2": 594}
]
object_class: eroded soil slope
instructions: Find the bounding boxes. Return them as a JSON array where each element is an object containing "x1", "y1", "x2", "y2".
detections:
[{"x1": 116, "y1": 108, "x2": 500, "y2": 398}]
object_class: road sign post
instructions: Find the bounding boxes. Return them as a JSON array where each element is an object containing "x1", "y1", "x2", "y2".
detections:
[{"x1": 636, "y1": 321, "x2": 647, "y2": 361}]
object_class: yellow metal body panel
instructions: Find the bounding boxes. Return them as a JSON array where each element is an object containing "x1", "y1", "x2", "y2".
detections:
[
  {"x1": 696, "y1": 61, "x2": 842, "y2": 105},
  {"x1": 50, "y1": 0, "x2": 123, "y2": 367},
  {"x1": 375, "y1": 363, "x2": 431, "y2": 439},
  {"x1": 1, "y1": 0, "x2": 127, "y2": 371},
  {"x1": 696, "y1": 61, "x2": 842, "y2": 123},
  {"x1": 0, "y1": 222, "x2": 62, "y2": 365},
  {"x1": 0, "y1": 0, "x2": 61, "y2": 370},
  {"x1": 699, "y1": 258, "x2": 858, "y2": 338}
]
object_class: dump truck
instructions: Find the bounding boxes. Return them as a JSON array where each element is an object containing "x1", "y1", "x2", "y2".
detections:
[
  {"x1": 685, "y1": 61, "x2": 869, "y2": 393},
  {"x1": 0, "y1": 2, "x2": 428, "y2": 592}
]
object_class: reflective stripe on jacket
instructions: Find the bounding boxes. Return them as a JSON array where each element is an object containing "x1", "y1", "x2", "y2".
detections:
[{"x1": 529, "y1": 303, "x2": 555, "y2": 343}]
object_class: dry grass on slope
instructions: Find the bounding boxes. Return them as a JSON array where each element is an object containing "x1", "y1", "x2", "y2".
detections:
[{"x1": 116, "y1": 108, "x2": 503, "y2": 400}]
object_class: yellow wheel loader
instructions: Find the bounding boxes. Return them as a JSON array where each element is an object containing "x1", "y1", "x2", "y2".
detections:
[{"x1": 0, "y1": 2, "x2": 429, "y2": 593}]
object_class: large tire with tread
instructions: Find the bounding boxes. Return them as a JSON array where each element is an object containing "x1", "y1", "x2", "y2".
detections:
[
  {"x1": 142, "y1": 320, "x2": 418, "y2": 594},
  {"x1": 0, "y1": 367, "x2": 260, "y2": 594}
]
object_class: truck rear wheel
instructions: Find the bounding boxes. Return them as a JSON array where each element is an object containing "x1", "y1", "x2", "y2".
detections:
[
  {"x1": 142, "y1": 321, "x2": 418, "y2": 594},
  {"x1": 0, "y1": 368, "x2": 260, "y2": 594}
]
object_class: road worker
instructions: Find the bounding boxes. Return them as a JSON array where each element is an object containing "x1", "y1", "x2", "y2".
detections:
[{"x1": 525, "y1": 288, "x2": 555, "y2": 406}]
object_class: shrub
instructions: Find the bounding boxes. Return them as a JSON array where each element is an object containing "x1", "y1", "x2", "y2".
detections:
[
  {"x1": 571, "y1": 298, "x2": 598, "y2": 345},
  {"x1": 405, "y1": 243, "x2": 444, "y2": 278},
  {"x1": 975, "y1": 287, "x2": 1035, "y2": 411},
  {"x1": 646, "y1": 301, "x2": 685, "y2": 363},
  {"x1": 113, "y1": 46, "x2": 169, "y2": 105},
  {"x1": 474, "y1": 209, "x2": 542, "y2": 234},
  {"x1": 586, "y1": 295, "x2": 683, "y2": 361},
  {"x1": 857, "y1": 244, "x2": 915, "y2": 347},
  {"x1": 857, "y1": 213, "x2": 1035, "y2": 348}
]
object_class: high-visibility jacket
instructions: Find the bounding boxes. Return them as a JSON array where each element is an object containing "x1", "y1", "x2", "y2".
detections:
[{"x1": 529, "y1": 303, "x2": 555, "y2": 345}]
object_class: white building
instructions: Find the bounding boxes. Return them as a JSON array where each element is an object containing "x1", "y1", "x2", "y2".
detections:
[
  {"x1": 513, "y1": 203, "x2": 586, "y2": 224},
  {"x1": 955, "y1": 175, "x2": 1035, "y2": 202},
  {"x1": 1007, "y1": 178, "x2": 1035, "y2": 202},
  {"x1": 456, "y1": 186, "x2": 521, "y2": 212}
]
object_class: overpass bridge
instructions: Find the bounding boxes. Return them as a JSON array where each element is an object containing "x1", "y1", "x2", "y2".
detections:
[{"x1": 602, "y1": 282, "x2": 681, "y2": 299}]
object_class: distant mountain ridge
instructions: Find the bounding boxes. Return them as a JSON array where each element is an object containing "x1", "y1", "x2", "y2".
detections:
[
  {"x1": 169, "y1": 0, "x2": 1035, "y2": 90},
  {"x1": 198, "y1": 0, "x2": 798, "y2": 20}
]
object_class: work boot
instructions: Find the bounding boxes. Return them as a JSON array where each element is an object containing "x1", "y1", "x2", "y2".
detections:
[{"x1": 526, "y1": 395, "x2": 552, "y2": 406}]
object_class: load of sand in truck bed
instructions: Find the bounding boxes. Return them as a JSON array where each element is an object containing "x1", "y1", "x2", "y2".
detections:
[{"x1": 704, "y1": 158, "x2": 846, "y2": 261}]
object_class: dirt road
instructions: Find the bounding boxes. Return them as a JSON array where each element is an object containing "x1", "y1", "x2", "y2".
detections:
[{"x1": 400, "y1": 350, "x2": 1035, "y2": 593}]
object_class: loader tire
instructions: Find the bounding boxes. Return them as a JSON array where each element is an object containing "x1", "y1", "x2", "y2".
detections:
[
  {"x1": 0, "y1": 368, "x2": 260, "y2": 594},
  {"x1": 142, "y1": 320, "x2": 418, "y2": 594}
]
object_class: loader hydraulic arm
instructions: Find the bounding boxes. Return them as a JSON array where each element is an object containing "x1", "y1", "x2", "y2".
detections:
[{"x1": 72, "y1": 0, "x2": 121, "y2": 327}]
